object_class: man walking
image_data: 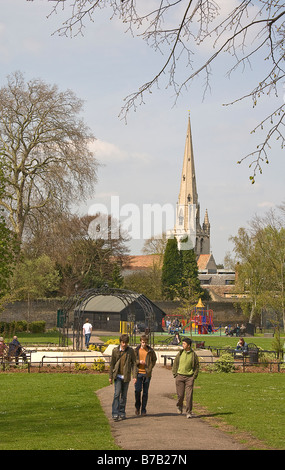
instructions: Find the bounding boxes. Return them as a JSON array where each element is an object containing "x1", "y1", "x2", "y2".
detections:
[
  {"x1": 172, "y1": 337, "x2": 199, "y2": 418},
  {"x1": 134, "y1": 334, "x2": 157, "y2": 416},
  {"x1": 82, "y1": 318, "x2": 92, "y2": 349},
  {"x1": 109, "y1": 334, "x2": 136, "y2": 421}
]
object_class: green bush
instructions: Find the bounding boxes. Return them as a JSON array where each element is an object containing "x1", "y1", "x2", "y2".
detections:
[
  {"x1": 214, "y1": 352, "x2": 235, "y2": 373},
  {"x1": 28, "y1": 321, "x2": 46, "y2": 333},
  {"x1": 0, "y1": 320, "x2": 28, "y2": 334},
  {"x1": 14, "y1": 321, "x2": 28, "y2": 332}
]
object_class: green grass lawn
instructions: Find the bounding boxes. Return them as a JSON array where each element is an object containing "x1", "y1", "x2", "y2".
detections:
[
  {"x1": 155, "y1": 332, "x2": 285, "y2": 351},
  {"x1": 194, "y1": 373, "x2": 285, "y2": 450},
  {"x1": 5, "y1": 331, "x2": 71, "y2": 346},
  {"x1": 1, "y1": 371, "x2": 284, "y2": 450},
  {"x1": 0, "y1": 373, "x2": 120, "y2": 450}
]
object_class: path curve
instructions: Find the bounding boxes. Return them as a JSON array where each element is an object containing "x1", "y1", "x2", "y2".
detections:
[{"x1": 96, "y1": 364, "x2": 248, "y2": 450}]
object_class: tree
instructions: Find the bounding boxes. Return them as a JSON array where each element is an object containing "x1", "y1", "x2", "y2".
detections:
[
  {"x1": 229, "y1": 227, "x2": 267, "y2": 323},
  {"x1": 46, "y1": 0, "x2": 285, "y2": 180},
  {"x1": 229, "y1": 207, "x2": 285, "y2": 331},
  {"x1": 0, "y1": 168, "x2": 19, "y2": 298},
  {"x1": 250, "y1": 211, "x2": 285, "y2": 330},
  {"x1": 161, "y1": 237, "x2": 182, "y2": 300},
  {"x1": 0, "y1": 71, "x2": 98, "y2": 245},
  {"x1": 10, "y1": 254, "x2": 61, "y2": 322},
  {"x1": 23, "y1": 212, "x2": 129, "y2": 296},
  {"x1": 180, "y1": 240, "x2": 202, "y2": 296},
  {"x1": 124, "y1": 267, "x2": 163, "y2": 300}
]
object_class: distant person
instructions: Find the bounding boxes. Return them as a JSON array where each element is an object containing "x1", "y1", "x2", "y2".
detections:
[
  {"x1": 235, "y1": 337, "x2": 248, "y2": 354},
  {"x1": 172, "y1": 337, "x2": 199, "y2": 418},
  {"x1": 171, "y1": 332, "x2": 181, "y2": 345},
  {"x1": 82, "y1": 319, "x2": 92, "y2": 349},
  {"x1": 8, "y1": 336, "x2": 27, "y2": 365},
  {"x1": 240, "y1": 324, "x2": 246, "y2": 336},
  {"x1": 109, "y1": 334, "x2": 136, "y2": 421},
  {"x1": 134, "y1": 334, "x2": 157, "y2": 416},
  {"x1": 0, "y1": 337, "x2": 7, "y2": 362}
]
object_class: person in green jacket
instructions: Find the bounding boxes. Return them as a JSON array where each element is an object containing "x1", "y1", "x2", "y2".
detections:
[
  {"x1": 172, "y1": 337, "x2": 199, "y2": 418},
  {"x1": 109, "y1": 334, "x2": 136, "y2": 421}
]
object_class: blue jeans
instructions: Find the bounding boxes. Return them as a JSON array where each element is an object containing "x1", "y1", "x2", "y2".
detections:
[
  {"x1": 112, "y1": 378, "x2": 130, "y2": 418},
  {"x1": 85, "y1": 333, "x2": 91, "y2": 348},
  {"x1": 135, "y1": 374, "x2": 151, "y2": 413}
]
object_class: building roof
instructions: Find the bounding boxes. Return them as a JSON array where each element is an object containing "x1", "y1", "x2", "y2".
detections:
[
  {"x1": 197, "y1": 254, "x2": 217, "y2": 271},
  {"x1": 83, "y1": 295, "x2": 128, "y2": 313},
  {"x1": 81, "y1": 293, "x2": 166, "y2": 317},
  {"x1": 123, "y1": 254, "x2": 162, "y2": 271}
]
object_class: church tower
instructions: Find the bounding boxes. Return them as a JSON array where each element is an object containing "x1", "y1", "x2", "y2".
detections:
[{"x1": 172, "y1": 113, "x2": 210, "y2": 255}]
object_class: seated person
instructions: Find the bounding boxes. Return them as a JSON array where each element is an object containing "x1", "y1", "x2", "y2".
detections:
[
  {"x1": 0, "y1": 337, "x2": 7, "y2": 362},
  {"x1": 8, "y1": 336, "x2": 27, "y2": 365},
  {"x1": 171, "y1": 333, "x2": 181, "y2": 345},
  {"x1": 235, "y1": 337, "x2": 248, "y2": 354}
]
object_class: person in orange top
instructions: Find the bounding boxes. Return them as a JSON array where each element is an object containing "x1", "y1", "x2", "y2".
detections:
[{"x1": 134, "y1": 334, "x2": 157, "y2": 416}]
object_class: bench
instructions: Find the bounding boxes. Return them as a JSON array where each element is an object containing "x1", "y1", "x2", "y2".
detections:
[
  {"x1": 161, "y1": 355, "x2": 176, "y2": 366},
  {"x1": 3, "y1": 348, "x2": 33, "y2": 364},
  {"x1": 232, "y1": 343, "x2": 259, "y2": 363},
  {"x1": 208, "y1": 343, "x2": 260, "y2": 363},
  {"x1": 1, "y1": 348, "x2": 34, "y2": 371},
  {"x1": 163, "y1": 336, "x2": 205, "y2": 348}
]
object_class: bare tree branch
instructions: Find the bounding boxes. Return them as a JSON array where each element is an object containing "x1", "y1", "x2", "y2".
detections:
[{"x1": 35, "y1": 0, "x2": 285, "y2": 180}]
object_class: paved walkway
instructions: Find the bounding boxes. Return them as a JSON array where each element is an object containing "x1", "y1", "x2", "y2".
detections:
[{"x1": 96, "y1": 364, "x2": 247, "y2": 450}]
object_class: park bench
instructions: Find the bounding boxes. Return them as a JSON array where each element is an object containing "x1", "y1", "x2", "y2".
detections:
[
  {"x1": 233, "y1": 342, "x2": 259, "y2": 363},
  {"x1": 162, "y1": 336, "x2": 205, "y2": 348},
  {"x1": 161, "y1": 355, "x2": 177, "y2": 366},
  {"x1": 208, "y1": 343, "x2": 260, "y2": 363},
  {"x1": 0, "y1": 348, "x2": 34, "y2": 370}
]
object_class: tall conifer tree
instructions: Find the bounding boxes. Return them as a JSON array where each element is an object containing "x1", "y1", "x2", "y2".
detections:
[{"x1": 161, "y1": 238, "x2": 181, "y2": 300}]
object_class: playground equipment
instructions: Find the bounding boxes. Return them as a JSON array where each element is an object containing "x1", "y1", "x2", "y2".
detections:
[
  {"x1": 190, "y1": 299, "x2": 217, "y2": 334},
  {"x1": 162, "y1": 299, "x2": 219, "y2": 335}
]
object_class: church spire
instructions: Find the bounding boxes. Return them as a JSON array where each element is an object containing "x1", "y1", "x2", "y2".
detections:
[
  {"x1": 178, "y1": 112, "x2": 198, "y2": 209},
  {"x1": 170, "y1": 112, "x2": 210, "y2": 255}
]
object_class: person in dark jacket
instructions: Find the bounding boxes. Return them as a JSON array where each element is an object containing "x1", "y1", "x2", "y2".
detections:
[
  {"x1": 109, "y1": 334, "x2": 136, "y2": 421},
  {"x1": 134, "y1": 334, "x2": 157, "y2": 416},
  {"x1": 172, "y1": 337, "x2": 199, "y2": 418},
  {"x1": 8, "y1": 336, "x2": 27, "y2": 365}
]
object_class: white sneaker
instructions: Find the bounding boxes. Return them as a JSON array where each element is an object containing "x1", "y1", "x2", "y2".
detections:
[
  {"x1": 186, "y1": 413, "x2": 192, "y2": 419},
  {"x1": 177, "y1": 406, "x2": 182, "y2": 414}
]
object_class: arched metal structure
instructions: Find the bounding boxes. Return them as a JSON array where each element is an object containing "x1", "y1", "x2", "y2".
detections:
[{"x1": 58, "y1": 286, "x2": 155, "y2": 349}]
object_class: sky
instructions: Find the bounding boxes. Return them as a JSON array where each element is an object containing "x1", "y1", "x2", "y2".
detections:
[{"x1": 1, "y1": 0, "x2": 285, "y2": 264}]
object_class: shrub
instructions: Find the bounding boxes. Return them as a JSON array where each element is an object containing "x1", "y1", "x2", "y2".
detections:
[
  {"x1": 88, "y1": 344, "x2": 107, "y2": 352},
  {"x1": 0, "y1": 320, "x2": 28, "y2": 334},
  {"x1": 92, "y1": 358, "x2": 105, "y2": 372},
  {"x1": 214, "y1": 353, "x2": 235, "y2": 373},
  {"x1": 104, "y1": 339, "x2": 120, "y2": 345},
  {"x1": 15, "y1": 321, "x2": 28, "y2": 332},
  {"x1": 74, "y1": 362, "x2": 88, "y2": 371},
  {"x1": 28, "y1": 321, "x2": 46, "y2": 333}
]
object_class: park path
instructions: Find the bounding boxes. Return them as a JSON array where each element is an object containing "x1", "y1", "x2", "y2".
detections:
[{"x1": 96, "y1": 364, "x2": 248, "y2": 450}]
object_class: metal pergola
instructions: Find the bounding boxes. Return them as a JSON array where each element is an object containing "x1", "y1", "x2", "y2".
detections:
[{"x1": 57, "y1": 286, "x2": 155, "y2": 349}]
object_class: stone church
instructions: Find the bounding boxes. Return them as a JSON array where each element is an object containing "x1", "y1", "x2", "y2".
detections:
[
  {"x1": 123, "y1": 114, "x2": 237, "y2": 298},
  {"x1": 169, "y1": 113, "x2": 210, "y2": 255}
]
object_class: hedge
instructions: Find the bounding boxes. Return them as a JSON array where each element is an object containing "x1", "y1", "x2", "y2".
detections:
[{"x1": 0, "y1": 320, "x2": 46, "y2": 334}]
